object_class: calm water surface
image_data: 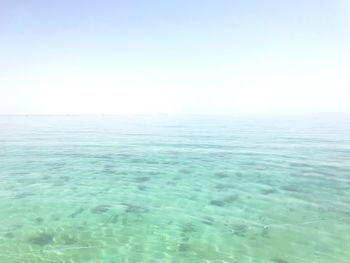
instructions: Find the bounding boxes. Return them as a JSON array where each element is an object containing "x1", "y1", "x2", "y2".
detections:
[{"x1": 0, "y1": 115, "x2": 349, "y2": 262}]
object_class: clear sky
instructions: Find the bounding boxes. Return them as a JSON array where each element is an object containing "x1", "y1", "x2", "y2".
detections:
[{"x1": 1, "y1": 0, "x2": 349, "y2": 114}]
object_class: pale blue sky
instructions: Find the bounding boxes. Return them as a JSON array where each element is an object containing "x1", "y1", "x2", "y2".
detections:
[{"x1": 1, "y1": 0, "x2": 349, "y2": 114}]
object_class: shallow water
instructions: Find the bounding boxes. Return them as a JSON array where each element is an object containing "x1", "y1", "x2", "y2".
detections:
[{"x1": 0, "y1": 115, "x2": 349, "y2": 263}]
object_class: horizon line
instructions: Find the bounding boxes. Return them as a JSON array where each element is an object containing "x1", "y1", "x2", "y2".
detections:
[{"x1": 1, "y1": 113, "x2": 350, "y2": 117}]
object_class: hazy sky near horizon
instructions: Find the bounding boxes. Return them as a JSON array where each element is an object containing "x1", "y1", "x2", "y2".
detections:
[{"x1": 1, "y1": 0, "x2": 350, "y2": 114}]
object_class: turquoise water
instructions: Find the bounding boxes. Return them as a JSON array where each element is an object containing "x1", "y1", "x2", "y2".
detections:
[{"x1": 0, "y1": 115, "x2": 350, "y2": 263}]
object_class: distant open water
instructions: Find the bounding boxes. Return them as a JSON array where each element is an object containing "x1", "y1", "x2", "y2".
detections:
[{"x1": 0, "y1": 115, "x2": 349, "y2": 262}]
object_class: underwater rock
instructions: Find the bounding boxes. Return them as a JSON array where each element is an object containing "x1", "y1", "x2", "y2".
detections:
[
  {"x1": 148, "y1": 171, "x2": 160, "y2": 175},
  {"x1": 134, "y1": 177, "x2": 150, "y2": 183},
  {"x1": 281, "y1": 185, "x2": 300, "y2": 192},
  {"x1": 70, "y1": 207, "x2": 85, "y2": 218},
  {"x1": 53, "y1": 181, "x2": 64, "y2": 187},
  {"x1": 61, "y1": 234, "x2": 78, "y2": 245},
  {"x1": 179, "y1": 169, "x2": 191, "y2": 174},
  {"x1": 210, "y1": 194, "x2": 239, "y2": 207},
  {"x1": 91, "y1": 205, "x2": 111, "y2": 214},
  {"x1": 108, "y1": 214, "x2": 119, "y2": 224},
  {"x1": 235, "y1": 172, "x2": 243, "y2": 177},
  {"x1": 51, "y1": 215, "x2": 60, "y2": 221},
  {"x1": 261, "y1": 188, "x2": 277, "y2": 195},
  {"x1": 178, "y1": 243, "x2": 190, "y2": 252},
  {"x1": 261, "y1": 226, "x2": 270, "y2": 237},
  {"x1": 210, "y1": 200, "x2": 225, "y2": 207},
  {"x1": 180, "y1": 223, "x2": 197, "y2": 243},
  {"x1": 215, "y1": 184, "x2": 234, "y2": 191},
  {"x1": 243, "y1": 161, "x2": 257, "y2": 166},
  {"x1": 182, "y1": 223, "x2": 196, "y2": 234},
  {"x1": 214, "y1": 172, "x2": 229, "y2": 178},
  {"x1": 201, "y1": 216, "x2": 215, "y2": 225},
  {"x1": 5, "y1": 232, "x2": 14, "y2": 238},
  {"x1": 272, "y1": 258, "x2": 289, "y2": 263},
  {"x1": 28, "y1": 232, "x2": 54, "y2": 246},
  {"x1": 14, "y1": 192, "x2": 34, "y2": 199},
  {"x1": 34, "y1": 217, "x2": 44, "y2": 224},
  {"x1": 138, "y1": 185, "x2": 147, "y2": 191},
  {"x1": 104, "y1": 164, "x2": 115, "y2": 170},
  {"x1": 124, "y1": 204, "x2": 149, "y2": 214},
  {"x1": 42, "y1": 175, "x2": 51, "y2": 180},
  {"x1": 232, "y1": 224, "x2": 248, "y2": 236},
  {"x1": 60, "y1": 176, "x2": 70, "y2": 182},
  {"x1": 14, "y1": 224, "x2": 23, "y2": 229},
  {"x1": 17, "y1": 178, "x2": 37, "y2": 185},
  {"x1": 166, "y1": 181, "x2": 177, "y2": 186}
]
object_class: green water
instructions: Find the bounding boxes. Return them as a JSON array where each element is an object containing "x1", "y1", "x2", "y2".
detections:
[{"x1": 0, "y1": 115, "x2": 349, "y2": 262}]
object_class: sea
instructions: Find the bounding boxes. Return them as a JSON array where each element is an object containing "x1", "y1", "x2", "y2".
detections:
[{"x1": 0, "y1": 115, "x2": 349, "y2": 262}]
